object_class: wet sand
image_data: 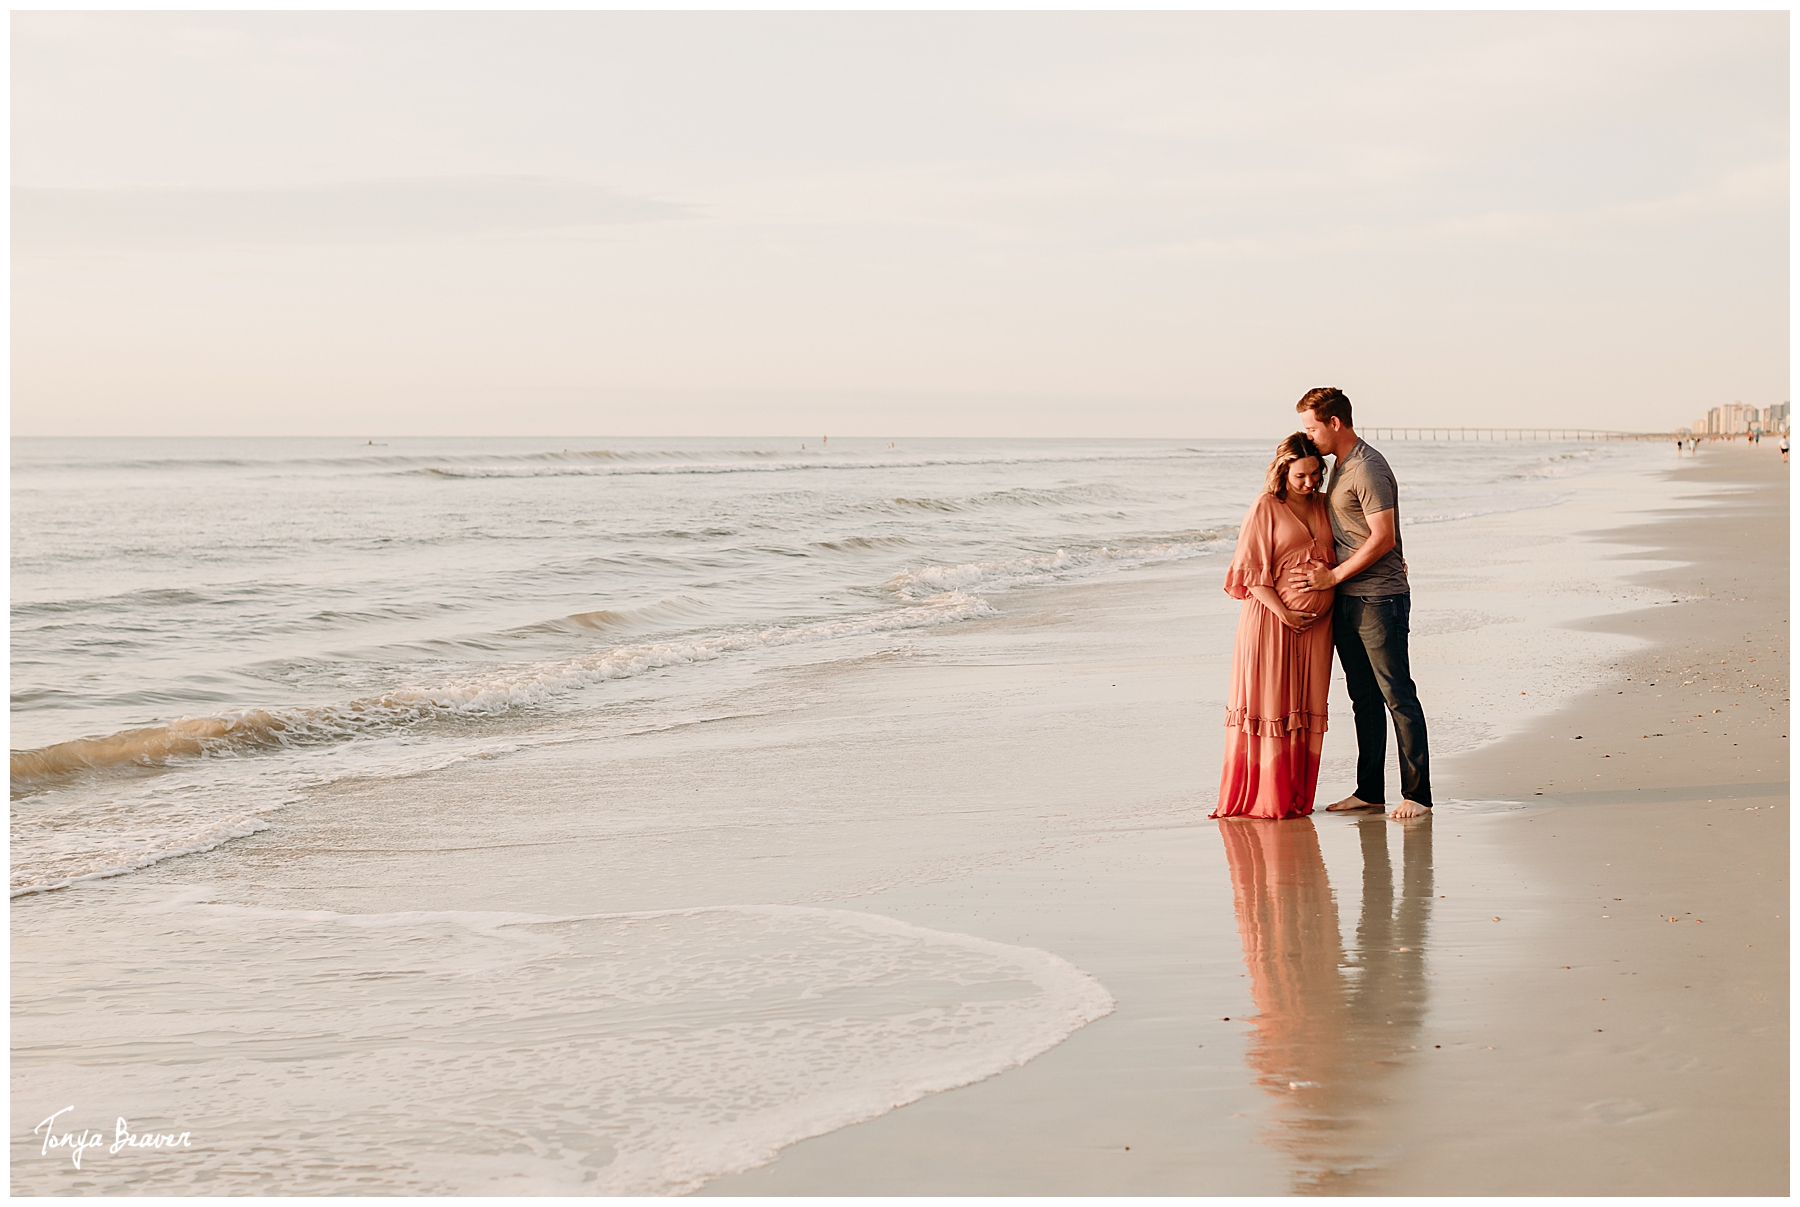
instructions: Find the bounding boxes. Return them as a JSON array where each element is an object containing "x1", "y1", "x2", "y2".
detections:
[
  {"x1": 702, "y1": 441, "x2": 1788, "y2": 1196},
  {"x1": 1364, "y1": 441, "x2": 1788, "y2": 1194}
]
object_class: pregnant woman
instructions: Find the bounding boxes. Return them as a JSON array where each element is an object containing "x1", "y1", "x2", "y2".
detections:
[{"x1": 1211, "y1": 433, "x2": 1337, "y2": 820}]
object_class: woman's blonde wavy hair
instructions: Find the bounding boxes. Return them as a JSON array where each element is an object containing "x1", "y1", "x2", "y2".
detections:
[{"x1": 1265, "y1": 432, "x2": 1324, "y2": 501}]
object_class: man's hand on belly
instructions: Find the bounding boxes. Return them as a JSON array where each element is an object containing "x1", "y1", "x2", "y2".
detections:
[
  {"x1": 1290, "y1": 561, "x2": 1337, "y2": 592},
  {"x1": 1300, "y1": 508, "x2": 1396, "y2": 592}
]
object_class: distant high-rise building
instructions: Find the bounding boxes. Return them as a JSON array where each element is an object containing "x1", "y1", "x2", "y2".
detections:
[
  {"x1": 1705, "y1": 402, "x2": 1759, "y2": 435},
  {"x1": 1762, "y1": 402, "x2": 1789, "y2": 432}
]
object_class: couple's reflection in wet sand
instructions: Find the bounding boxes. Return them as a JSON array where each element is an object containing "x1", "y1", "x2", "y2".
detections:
[{"x1": 1218, "y1": 815, "x2": 1432, "y2": 1192}]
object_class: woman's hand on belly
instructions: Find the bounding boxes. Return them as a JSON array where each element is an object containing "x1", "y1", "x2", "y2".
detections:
[{"x1": 1247, "y1": 584, "x2": 1322, "y2": 631}]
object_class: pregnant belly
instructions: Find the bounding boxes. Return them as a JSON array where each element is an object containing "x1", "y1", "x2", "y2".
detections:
[{"x1": 1276, "y1": 557, "x2": 1335, "y2": 615}]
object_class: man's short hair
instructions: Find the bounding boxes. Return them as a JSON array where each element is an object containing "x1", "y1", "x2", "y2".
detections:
[{"x1": 1296, "y1": 387, "x2": 1352, "y2": 428}]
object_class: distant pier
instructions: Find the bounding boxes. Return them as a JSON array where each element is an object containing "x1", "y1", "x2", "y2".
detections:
[{"x1": 1362, "y1": 427, "x2": 1677, "y2": 442}]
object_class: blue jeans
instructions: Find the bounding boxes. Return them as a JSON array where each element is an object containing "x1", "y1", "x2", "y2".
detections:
[{"x1": 1333, "y1": 594, "x2": 1432, "y2": 808}]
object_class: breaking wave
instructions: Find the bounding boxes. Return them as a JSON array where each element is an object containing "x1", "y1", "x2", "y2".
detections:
[{"x1": 12, "y1": 592, "x2": 993, "y2": 791}]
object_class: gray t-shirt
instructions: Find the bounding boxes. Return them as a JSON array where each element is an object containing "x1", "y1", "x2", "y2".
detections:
[{"x1": 1325, "y1": 438, "x2": 1409, "y2": 597}]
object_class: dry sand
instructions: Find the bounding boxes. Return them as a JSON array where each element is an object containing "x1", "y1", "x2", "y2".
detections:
[{"x1": 701, "y1": 441, "x2": 1788, "y2": 1196}]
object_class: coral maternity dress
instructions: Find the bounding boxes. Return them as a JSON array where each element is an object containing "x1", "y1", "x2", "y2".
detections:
[{"x1": 1211, "y1": 492, "x2": 1336, "y2": 819}]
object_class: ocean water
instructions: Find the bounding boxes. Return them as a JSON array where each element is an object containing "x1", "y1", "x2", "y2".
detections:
[
  {"x1": 11, "y1": 435, "x2": 1635, "y2": 896},
  {"x1": 12, "y1": 434, "x2": 1683, "y2": 1193}
]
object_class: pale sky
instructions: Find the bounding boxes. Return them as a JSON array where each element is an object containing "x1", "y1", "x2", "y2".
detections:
[{"x1": 11, "y1": 11, "x2": 1789, "y2": 437}]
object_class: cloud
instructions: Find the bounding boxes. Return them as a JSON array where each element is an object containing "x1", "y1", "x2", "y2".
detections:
[{"x1": 14, "y1": 176, "x2": 689, "y2": 249}]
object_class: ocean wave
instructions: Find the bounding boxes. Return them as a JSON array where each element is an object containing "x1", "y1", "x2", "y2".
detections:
[
  {"x1": 410, "y1": 449, "x2": 1206, "y2": 482},
  {"x1": 1495, "y1": 446, "x2": 1611, "y2": 481},
  {"x1": 12, "y1": 584, "x2": 280, "y2": 619},
  {"x1": 14, "y1": 447, "x2": 789, "y2": 474},
  {"x1": 10, "y1": 738, "x2": 526, "y2": 897},
  {"x1": 509, "y1": 595, "x2": 715, "y2": 637},
  {"x1": 12, "y1": 713, "x2": 296, "y2": 783},
  {"x1": 810, "y1": 536, "x2": 915, "y2": 553},
  {"x1": 872, "y1": 482, "x2": 1122, "y2": 515},
  {"x1": 888, "y1": 496, "x2": 962, "y2": 512},
  {"x1": 11, "y1": 592, "x2": 993, "y2": 793},
  {"x1": 1407, "y1": 491, "x2": 1572, "y2": 524},
  {"x1": 18, "y1": 446, "x2": 1210, "y2": 480},
  {"x1": 886, "y1": 530, "x2": 1229, "y2": 601}
]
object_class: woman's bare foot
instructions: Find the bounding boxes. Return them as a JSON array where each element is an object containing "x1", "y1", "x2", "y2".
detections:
[
  {"x1": 1325, "y1": 795, "x2": 1384, "y2": 813},
  {"x1": 1389, "y1": 799, "x2": 1431, "y2": 820}
]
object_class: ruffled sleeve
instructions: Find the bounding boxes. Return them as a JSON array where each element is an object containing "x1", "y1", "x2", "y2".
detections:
[{"x1": 1223, "y1": 494, "x2": 1277, "y2": 600}]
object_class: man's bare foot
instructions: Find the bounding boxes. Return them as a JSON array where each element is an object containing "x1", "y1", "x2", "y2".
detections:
[
  {"x1": 1389, "y1": 799, "x2": 1431, "y2": 821},
  {"x1": 1325, "y1": 795, "x2": 1384, "y2": 813}
]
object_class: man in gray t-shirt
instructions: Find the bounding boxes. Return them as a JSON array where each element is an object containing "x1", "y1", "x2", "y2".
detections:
[
  {"x1": 1288, "y1": 387, "x2": 1432, "y2": 819},
  {"x1": 1324, "y1": 439, "x2": 1409, "y2": 597}
]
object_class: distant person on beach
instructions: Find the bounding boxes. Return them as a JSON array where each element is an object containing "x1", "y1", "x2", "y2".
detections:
[
  {"x1": 1781, "y1": 435, "x2": 1789, "y2": 463},
  {"x1": 1211, "y1": 433, "x2": 1336, "y2": 820},
  {"x1": 1290, "y1": 388, "x2": 1433, "y2": 821}
]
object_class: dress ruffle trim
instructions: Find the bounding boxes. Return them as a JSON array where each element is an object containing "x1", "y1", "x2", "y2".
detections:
[
  {"x1": 1222, "y1": 706, "x2": 1328, "y2": 736},
  {"x1": 1221, "y1": 566, "x2": 1273, "y2": 600}
]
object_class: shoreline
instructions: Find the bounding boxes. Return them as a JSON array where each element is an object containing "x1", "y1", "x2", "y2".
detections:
[
  {"x1": 1356, "y1": 441, "x2": 1789, "y2": 1193},
  {"x1": 1445, "y1": 442, "x2": 1787, "y2": 807},
  {"x1": 700, "y1": 442, "x2": 1788, "y2": 1195}
]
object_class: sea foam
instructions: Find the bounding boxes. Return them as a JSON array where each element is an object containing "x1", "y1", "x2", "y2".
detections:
[{"x1": 11, "y1": 897, "x2": 1115, "y2": 1195}]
